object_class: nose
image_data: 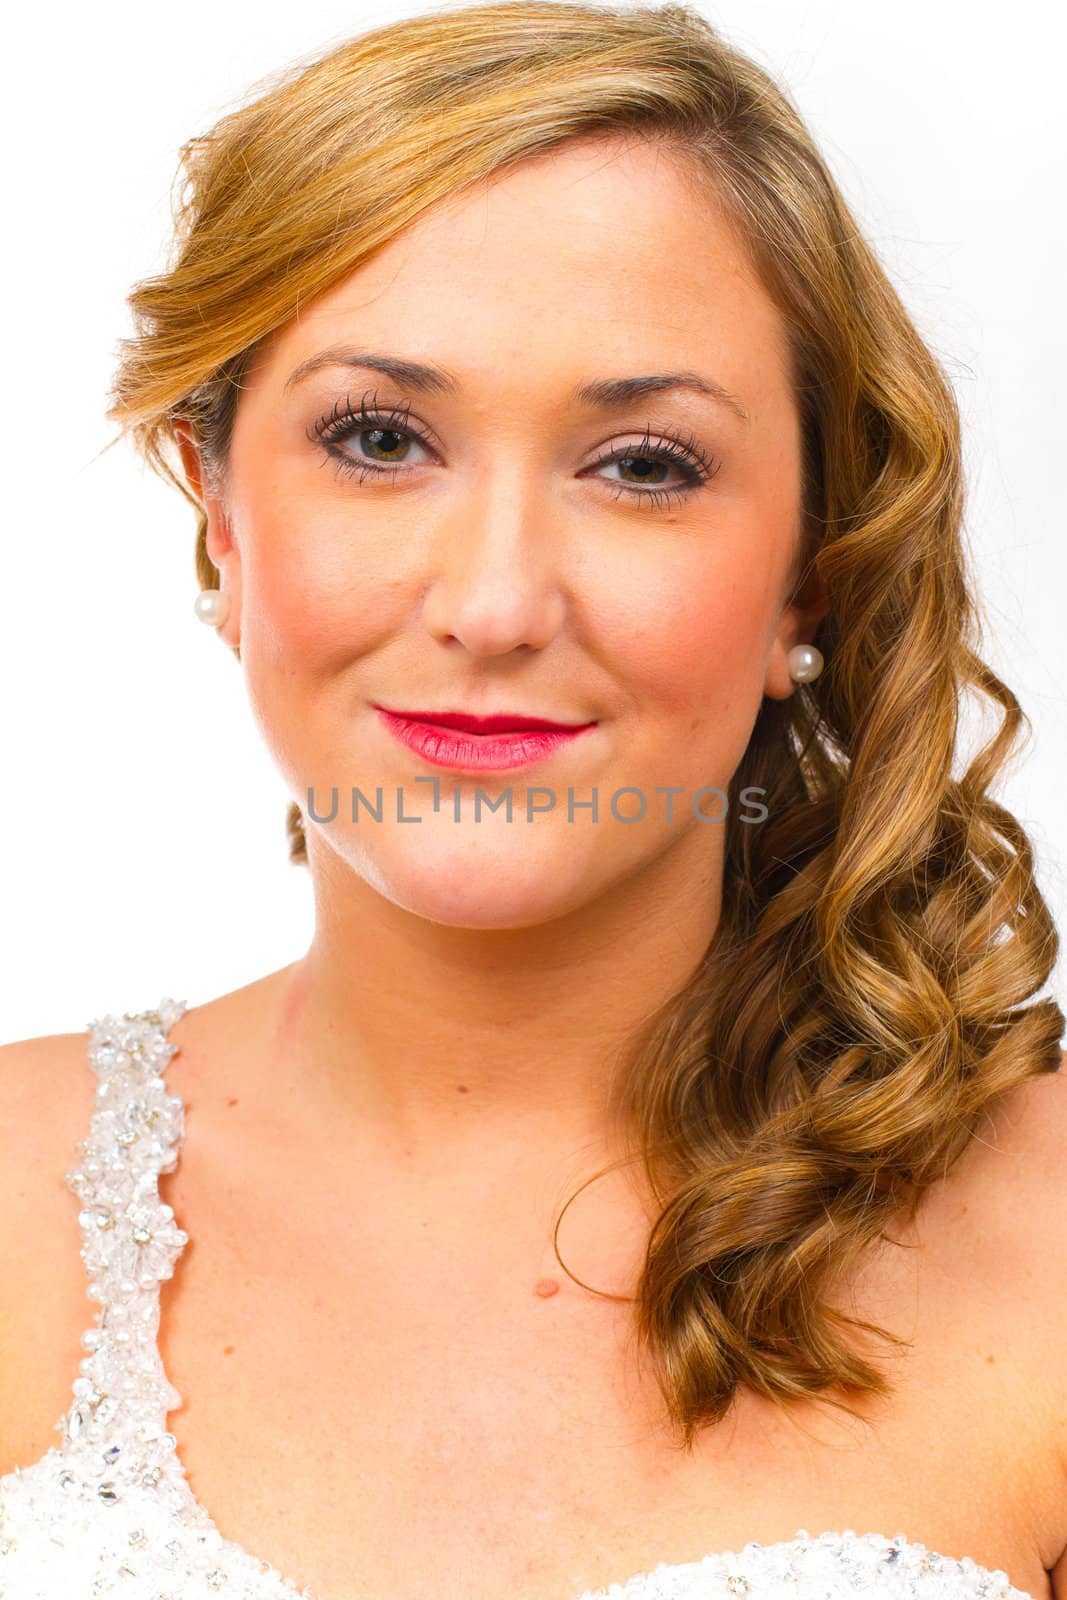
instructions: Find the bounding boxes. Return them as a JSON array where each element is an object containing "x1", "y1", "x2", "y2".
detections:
[{"x1": 420, "y1": 470, "x2": 568, "y2": 655}]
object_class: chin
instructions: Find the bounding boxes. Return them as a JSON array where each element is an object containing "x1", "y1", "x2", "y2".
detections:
[
  {"x1": 399, "y1": 897, "x2": 576, "y2": 931},
  {"x1": 347, "y1": 837, "x2": 595, "y2": 929}
]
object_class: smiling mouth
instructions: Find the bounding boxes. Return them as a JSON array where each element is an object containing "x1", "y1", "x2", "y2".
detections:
[{"x1": 373, "y1": 706, "x2": 599, "y2": 772}]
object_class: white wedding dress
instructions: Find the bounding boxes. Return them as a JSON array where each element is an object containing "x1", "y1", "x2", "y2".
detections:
[{"x1": 0, "y1": 1002, "x2": 1037, "y2": 1599}]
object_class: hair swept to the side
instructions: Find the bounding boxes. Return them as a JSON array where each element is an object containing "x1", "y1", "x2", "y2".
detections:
[{"x1": 105, "y1": 0, "x2": 1064, "y2": 1449}]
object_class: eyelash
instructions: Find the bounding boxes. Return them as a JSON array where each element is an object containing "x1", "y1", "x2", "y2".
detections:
[{"x1": 307, "y1": 391, "x2": 720, "y2": 512}]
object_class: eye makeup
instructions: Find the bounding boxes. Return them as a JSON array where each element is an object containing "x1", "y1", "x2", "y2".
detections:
[{"x1": 306, "y1": 389, "x2": 722, "y2": 514}]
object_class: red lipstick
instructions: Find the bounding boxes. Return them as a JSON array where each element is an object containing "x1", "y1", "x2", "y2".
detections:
[{"x1": 373, "y1": 706, "x2": 598, "y2": 772}]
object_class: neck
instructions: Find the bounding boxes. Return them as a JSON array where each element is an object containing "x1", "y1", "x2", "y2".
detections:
[{"x1": 265, "y1": 829, "x2": 723, "y2": 1173}]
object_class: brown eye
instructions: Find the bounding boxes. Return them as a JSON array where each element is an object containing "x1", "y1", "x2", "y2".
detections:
[
  {"x1": 309, "y1": 394, "x2": 436, "y2": 484},
  {"x1": 309, "y1": 398, "x2": 719, "y2": 512}
]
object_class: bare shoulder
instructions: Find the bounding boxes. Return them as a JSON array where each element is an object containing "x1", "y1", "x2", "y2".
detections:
[
  {"x1": 0, "y1": 1026, "x2": 97, "y2": 1172},
  {"x1": 1023, "y1": 1054, "x2": 1067, "y2": 1597},
  {"x1": 0, "y1": 1023, "x2": 98, "y2": 1263},
  {"x1": 950, "y1": 1048, "x2": 1067, "y2": 1592},
  {"x1": 956, "y1": 1049, "x2": 1067, "y2": 1348},
  {"x1": 0, "y1": 1027, "x2": 98, "y2": 1472},
  {"x1": 963, "y1": 1047, "x2": 1067, "y2": 1241}
]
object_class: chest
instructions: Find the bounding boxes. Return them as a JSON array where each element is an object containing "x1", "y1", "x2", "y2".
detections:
[{"x1": 150, "y1": 1133, "x2": 1055, "y2": 1600}]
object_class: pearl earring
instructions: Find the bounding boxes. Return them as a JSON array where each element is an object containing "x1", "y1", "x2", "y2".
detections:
[
  {"x1": 787, "y1": 643, "x2": 823, "y2": 684},
  {"x1": 194, "y1": 588, "x2": 231, "y2": 627}
]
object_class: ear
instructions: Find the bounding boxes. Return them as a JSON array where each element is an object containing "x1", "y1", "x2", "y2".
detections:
[
  {"x1": 174, "y1": 424, "x2": 242, "y2": 648},
  {"x1": 763, "y1": 547, "x2": 830, "y2": 702}
]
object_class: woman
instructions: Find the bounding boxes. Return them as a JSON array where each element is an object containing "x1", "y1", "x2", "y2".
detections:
[{"x1": 1, "y1": 2, "x2": 1064, "y2": 1597}]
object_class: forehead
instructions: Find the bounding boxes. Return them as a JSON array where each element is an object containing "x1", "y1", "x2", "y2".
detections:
[{"x1": 253, "y1": 137, "x2": 792, "y2": 420}]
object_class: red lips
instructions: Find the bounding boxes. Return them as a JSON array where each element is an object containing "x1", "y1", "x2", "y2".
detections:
[{"x1": 377, "y1": 709, "x2": 589, "y2": 734}]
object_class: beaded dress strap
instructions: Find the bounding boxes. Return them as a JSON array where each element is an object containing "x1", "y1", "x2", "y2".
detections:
[{"x1": 59, "y1": 999, "x2": 190, "y2": 1498}]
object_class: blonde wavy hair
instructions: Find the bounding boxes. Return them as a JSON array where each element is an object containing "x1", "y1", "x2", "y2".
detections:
[{"x1": 104, "y1": 0, "x2": 1064, "y2": 1449}]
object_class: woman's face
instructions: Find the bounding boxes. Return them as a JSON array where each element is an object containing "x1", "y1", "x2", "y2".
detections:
[{"x1": 180, "y1": 136, "x2": 823, "y2": 930}]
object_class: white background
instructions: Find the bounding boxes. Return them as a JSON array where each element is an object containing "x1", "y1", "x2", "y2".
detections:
[{"x1": 1, "y1": 0, "x2": 1064, "y2": 1042}]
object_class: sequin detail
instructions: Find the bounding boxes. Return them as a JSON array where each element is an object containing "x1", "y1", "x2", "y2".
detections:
[{"x1": 0, "y1": 1001, "x2": 1039, "y2": 1599}]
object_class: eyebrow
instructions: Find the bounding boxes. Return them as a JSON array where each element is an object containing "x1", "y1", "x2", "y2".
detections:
[{"x1": 283, "y1": 347, "x2": 749, "y2": 424}]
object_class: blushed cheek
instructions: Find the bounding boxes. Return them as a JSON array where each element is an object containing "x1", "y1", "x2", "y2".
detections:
[
  {"x1": 239, "y1": 508, "x2": 406, "y2": 678},
  {"x1": 622, "y1": 559, "x2": 780, "y2": 728}
]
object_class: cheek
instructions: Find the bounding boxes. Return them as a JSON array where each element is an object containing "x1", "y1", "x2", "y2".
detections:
[
  {"x1": 237, "y1": 498, "x2": 407, "y2": 675},
  {"x1": 605, "y1": 542, "x2": 784, "y2": 723},
  {"x1": 615, "y1": 432, "x2": 802, "y2": 732}
]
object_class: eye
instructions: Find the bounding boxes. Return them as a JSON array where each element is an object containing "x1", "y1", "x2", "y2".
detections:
[
  {"x1": 308, "y1": 392, "x2": 434, "y2": 484},
  {"x1": 589, "y1": 427, "x2": 719, "y2": 512},
  {"x1": 308, "y1": 393, "x2": 720, "y2": 513}
]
